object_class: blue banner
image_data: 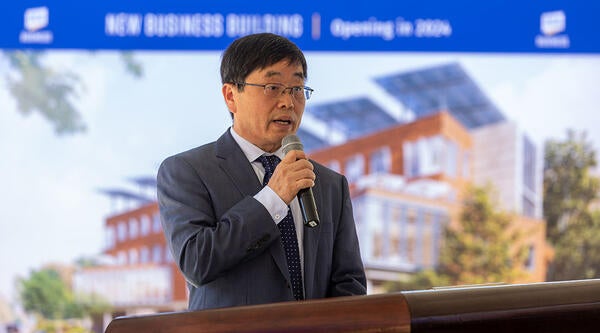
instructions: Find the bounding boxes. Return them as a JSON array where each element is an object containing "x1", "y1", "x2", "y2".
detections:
[{"x1": 0, "y1": 0, "x2": 598, "y2": 53}]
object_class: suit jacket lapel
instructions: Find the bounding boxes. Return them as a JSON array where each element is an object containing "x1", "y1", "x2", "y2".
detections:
[
  {"x1": 215, "y1": 130, "x2": 262, "y2": 196},
  {"x1": 215, "y1": 130, "x2": 290, "y2": 282}
]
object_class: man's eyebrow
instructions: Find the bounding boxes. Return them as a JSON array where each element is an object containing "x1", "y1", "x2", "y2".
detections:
[
  {"x1": 263, "y1": 71, "x2": 305, "y2": 80},
  {"x1": 264, "y1": 70, "x2": 281, "y2": 78}
]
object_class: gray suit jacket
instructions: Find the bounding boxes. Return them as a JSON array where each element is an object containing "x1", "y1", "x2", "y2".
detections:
[{"x1": 157, "y1": 130, "x2": 366, "y2": 310}]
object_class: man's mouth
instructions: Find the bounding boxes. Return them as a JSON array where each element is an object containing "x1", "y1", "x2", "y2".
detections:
[{"x1": 274, "y1": 119, "x2": 292, "y2": 125}]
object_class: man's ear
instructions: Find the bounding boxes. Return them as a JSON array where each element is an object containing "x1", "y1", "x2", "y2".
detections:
[{"x1": 222, "y1": 83, "x2": 237, "y2": 114}]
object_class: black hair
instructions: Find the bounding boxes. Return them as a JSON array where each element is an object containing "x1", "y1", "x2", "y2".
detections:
[{"x1": 220, "y1": 33, "x2": 307, "y2": 86}]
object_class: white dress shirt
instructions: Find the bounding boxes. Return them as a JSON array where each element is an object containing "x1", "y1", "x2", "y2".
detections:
[{"x1": 229, "y1": 127, "x2": 305, "y2": 274}]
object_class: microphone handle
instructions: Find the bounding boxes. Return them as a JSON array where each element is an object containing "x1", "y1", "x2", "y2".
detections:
[{"x1": 297, "y1": 187, "x2": 319, "y2": 228}]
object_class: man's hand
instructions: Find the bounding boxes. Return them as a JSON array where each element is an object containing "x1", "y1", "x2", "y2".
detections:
[{"x1": 267, "y1": 150, "x2": 315, "y2": 204}]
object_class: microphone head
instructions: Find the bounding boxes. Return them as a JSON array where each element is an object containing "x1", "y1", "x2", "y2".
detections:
[{"x1": 282, "y1": 134, "x2": 304, "y2": 155}]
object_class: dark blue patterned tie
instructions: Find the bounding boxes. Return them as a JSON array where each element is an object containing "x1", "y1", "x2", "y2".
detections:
[{"x1": 257, "y1": 154, "x2": 304, "y2": 300}]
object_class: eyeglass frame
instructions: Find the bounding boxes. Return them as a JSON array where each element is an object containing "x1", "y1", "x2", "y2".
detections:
[{"x1": 231, "y1": 82, "x2": 314, "y2": 100}]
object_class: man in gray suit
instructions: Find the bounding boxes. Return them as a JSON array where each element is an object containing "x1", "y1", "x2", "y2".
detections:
[{"x1": 157, "y1": 33, "x2": 366, "y2": 310}]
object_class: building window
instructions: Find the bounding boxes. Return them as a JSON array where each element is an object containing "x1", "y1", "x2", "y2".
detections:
[
  {"x1": 117, "y1": 221, "x2": 127, "y2": 242},
  {"x1": 421, "y1": 212, "x2": 435, "y2": 267},
  {"x1": 140, "y1": 246, "x2": 150, "y2": 264},
  {"x1": 420, "y1": 136, "x2": 444, "y2": 176},
  {"x1": 462, "y1": 151, "x2": 471, "y2": 178},
  {"x1": 129, "y1": 218, "x2": 139, "y2": 239},
  {"x1": 525, "y1": 245, "x2": 536, "y2": 271},
  {"x1": 153, "y1": 212, "x2": 162, "y2": 233},
  {"x1": 117, "y1": 251, "x2": 127, "y2": 265},
  {"x1": 523, "y1": 195, "x2": 536, "y2": 218},
  {"x1": 523, "y1": 135, "x2": 537, "y2": 193},
  {"x1": 370, "y1": 147, "x2": 391, "y2": 174},
  {"x1": 428, "y1": 136, "x2": 444, "y2": 174},
  {"x1": 153, "y1": 244, "x2": 162, "y2": 264},
  {"x1": 345, "y1": 154, "x2": 365, "y2": 183},
  {"x1": 129, "y1": 248, "x2": 139, "y2": 265},
  {"x1": 105, "y1": 226, "x2": 115, "y2": 249},
  {"x1": 403, "y1": 141, "x2": 417, "y2": 178},
  {"x1": 404, "y1": 136, "x2": 459, "y2": 178},
  {"x1": 445, "y1": 141, "x2": 458, "y2": 177},
  {"x1": 140, "y1": 214, "x2": 151, "y2": 236},
  {"x1": 406, "y1": 208, "x2": 417, "y2": 264},
  {"x1": 388, "y1": 204, "x2": 403, "y2": 262}
]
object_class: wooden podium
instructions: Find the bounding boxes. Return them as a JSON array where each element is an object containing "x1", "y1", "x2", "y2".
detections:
[{"x1": 106, "y1": 279, "x2": 600, "y2": 332}]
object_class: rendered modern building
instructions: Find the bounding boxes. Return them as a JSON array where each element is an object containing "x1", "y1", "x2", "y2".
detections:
[
  {"x1": 309, "y1": 111, "x2": 547, "y2": 291},
  {"x1": 374, "y1": 62, "x2": 506, "y2": 130},
  {"x1": 302, "y1": 63, "x2": 548, "y2": 291},
  {"x1": 471, "y1": 121, "x2": 543, "y2": 218},
  {"x1": 73, "y1": 179, "x2": 187, "y2": 331}
]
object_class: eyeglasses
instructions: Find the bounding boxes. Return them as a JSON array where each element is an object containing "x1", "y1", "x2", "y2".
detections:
[{"x1": 233, "y1": 82, "x2": 314, "y2": 100}]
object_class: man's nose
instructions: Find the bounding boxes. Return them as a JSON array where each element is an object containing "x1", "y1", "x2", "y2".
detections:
[{"x1": 278, "y1": 90, "x2": 295, "y2": 108}]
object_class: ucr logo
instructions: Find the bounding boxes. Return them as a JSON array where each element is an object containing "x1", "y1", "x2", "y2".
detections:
[
  {"x1": 24, "y1": 6, "x2": 49, "y2": 32},
  {"x1": 540, "y1": 10, "x2": 566, "y2": 36}
]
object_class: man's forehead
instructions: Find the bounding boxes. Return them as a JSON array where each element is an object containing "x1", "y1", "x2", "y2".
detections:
[
  {"x1": 251, "y1": 61, "x2": 305, "y2": 78},
  {"x1": 254, "y1": 65, "x2": 304, "y2": 80}
]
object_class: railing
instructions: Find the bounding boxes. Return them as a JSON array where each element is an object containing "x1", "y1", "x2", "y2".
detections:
[{"x1": 106, "y1": 279, "x2": 600, "y2": 332}]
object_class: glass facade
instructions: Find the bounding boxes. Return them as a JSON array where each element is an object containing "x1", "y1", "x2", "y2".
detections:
[
  {"x1": 525, "y1": 245, "x2": 536, "y2": 271},
  {"x1": 369, "y1": 147, "x2": 391, "y2": 174},
  {"x1": 403, "y1": 135, "x2": 460, "y2": 179},
  {"x1": 522, "y1": 135, "x2": 537, "y2": 193},
  {"x1": 355, "y1": 194, "x2": 448, "y2": 271},
  {"x1": 522, "y1": 134, "x2": 539, "y2": 218}
]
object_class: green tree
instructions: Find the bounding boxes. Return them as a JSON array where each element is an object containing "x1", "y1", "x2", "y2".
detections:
[
  {"x1": 386, "y1": 184, "x2": 527, "y2": 291},
  {"x1": 543, "y1": 129, "x2": 599, "y2": 243},
  {"x1": 550, "y1": 211, "x2": 600, "y2": 280},
  {"x1": 18, "y1": 267, "x2": 110, "y2": 321},
  {"x1": 19, "y1": 268, "x2": 75, "y2": 319},
  {"x1": 5, "y1": 51, "x2": 85, "y2": 134},
  {"x1": 2, "y1": 50, "x2": 143, "y2": 135},
  {"x1": 543, "y1": 129, "x2": 600, "y2": 280}
]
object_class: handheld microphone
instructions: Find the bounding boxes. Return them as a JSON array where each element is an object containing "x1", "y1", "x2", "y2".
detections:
[{"x1": 281, "y1": 134, "x2": 320, "y2": 228}]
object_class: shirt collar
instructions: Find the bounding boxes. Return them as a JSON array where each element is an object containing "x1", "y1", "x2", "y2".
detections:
[{"x1": 229, "y1": 127, "x2": 285, "y2": 162}]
